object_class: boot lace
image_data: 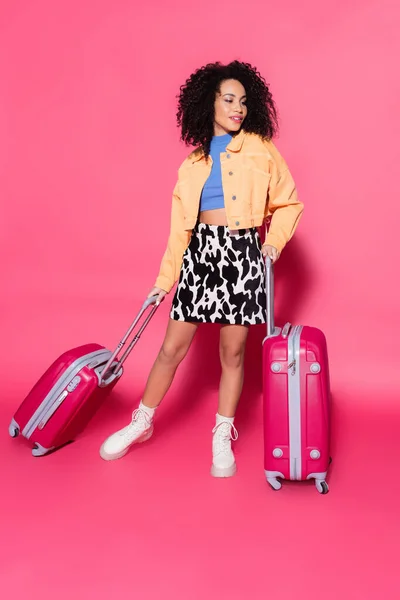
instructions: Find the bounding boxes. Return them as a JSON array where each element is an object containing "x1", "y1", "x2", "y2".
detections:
[
  {"x1": 122, "y1": 408, "x2": 152, "y2": 443},
  {"x1": 212, "y1": 421, "x2": 238, "y2": 456}
]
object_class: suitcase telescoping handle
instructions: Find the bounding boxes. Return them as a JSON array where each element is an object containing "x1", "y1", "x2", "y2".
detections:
[
  {"x1": 265, "y1": 256, "x2": 291, "y2": 338},
  {"x1": 265, "y1": 256, "x2": 275, "y2": 337},
  {"x1": 99, "y1": 295, "x2": 160, "y2": 386}
]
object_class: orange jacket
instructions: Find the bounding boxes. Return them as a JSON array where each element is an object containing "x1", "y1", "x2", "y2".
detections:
[{"x1": 155, "y1": 129, "x2": 304, "y2": 293}]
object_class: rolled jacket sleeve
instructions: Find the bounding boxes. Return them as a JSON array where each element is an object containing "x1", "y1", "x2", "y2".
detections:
[
  {"x1": 264, "y1": 166, "x2": 304, "y2": 253},
  {"x1": 154, "y1": 182, "x2": 191, "y2": 293}
]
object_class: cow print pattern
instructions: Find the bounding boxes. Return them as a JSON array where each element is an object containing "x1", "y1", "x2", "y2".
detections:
[{"x1": 171, "y1": 223, "x2": 267, "y2": 325}]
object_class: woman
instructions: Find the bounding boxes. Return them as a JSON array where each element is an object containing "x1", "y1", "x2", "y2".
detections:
[{"x1": 100, "y1": 61, "x2": 304, "y2": 476}]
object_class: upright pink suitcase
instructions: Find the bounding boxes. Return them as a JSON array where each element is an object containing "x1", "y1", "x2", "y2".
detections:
[
  {"x1": 262, "y1": 257, "x2": 331, "y2": 494},
  {"x1": 9, "y1": 297, "x2": 159, "y2": 456}
]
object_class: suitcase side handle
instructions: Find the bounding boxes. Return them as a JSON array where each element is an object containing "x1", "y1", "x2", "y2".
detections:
[{"x1": 98, "y1": 295, "x2": 160, "y2": 386}]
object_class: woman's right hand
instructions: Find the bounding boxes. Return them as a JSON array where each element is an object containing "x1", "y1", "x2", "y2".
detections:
[{"x1": 147, "y1": 286, "x2": 167, "y2": 305}]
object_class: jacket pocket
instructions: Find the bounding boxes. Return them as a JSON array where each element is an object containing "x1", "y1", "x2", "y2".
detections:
[
  {"x1": 177, "y1": 179, "x2": 202, "y2": 222},
  {"x1": 242, "y1": 166, "x2": 271, "y2": 214}
]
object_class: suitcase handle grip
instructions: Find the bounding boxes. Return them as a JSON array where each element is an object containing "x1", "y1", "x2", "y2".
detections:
[
  {"x1": 142, "y1": 295, "x2": 162, "y2": 310},
  {"x1": 265, "y1": 256, "x2": 275, "y2": 337},
  {"x1": 99, "y1": 295, "x2": 160, "y2": 385}
]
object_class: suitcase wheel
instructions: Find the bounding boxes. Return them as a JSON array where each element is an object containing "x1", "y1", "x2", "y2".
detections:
[
  {"x1": 267, "y1": 477, "x2": 282, "y2": 491},
  {"x1": 316, "y1": 480, "x2": 329, "y2": 495},
  {"x1": 32, "y1": 443, "x2": 49, "y2": 457},
  {"x1": 9, "y1": 421, "x2": 20, "y2": 438}
]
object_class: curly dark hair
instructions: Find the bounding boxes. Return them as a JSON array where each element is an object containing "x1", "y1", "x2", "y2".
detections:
[{"x1": 176, "y1": 60, "x2": 279, "y2": 157}]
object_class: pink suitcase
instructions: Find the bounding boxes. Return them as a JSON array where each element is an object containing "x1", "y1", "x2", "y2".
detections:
[
  {"x1": 9, "y1": 296, "x2": 159, "y2": 456},
  {"x1": 262, "y1": 257, "x2": 331, "y2": 494}
]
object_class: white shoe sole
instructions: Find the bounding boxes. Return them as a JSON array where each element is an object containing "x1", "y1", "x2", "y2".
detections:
[
  {"x1": 99, "y1": 426, "x2": 154, "y2": 461},
  {"x1": 210, "y1": 462, "x2": 237, "y2": 478}
]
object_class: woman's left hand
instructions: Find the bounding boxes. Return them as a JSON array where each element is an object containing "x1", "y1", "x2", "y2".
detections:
[{"x1": 262, "y1": 244, "x2": 280, "y2": 263}]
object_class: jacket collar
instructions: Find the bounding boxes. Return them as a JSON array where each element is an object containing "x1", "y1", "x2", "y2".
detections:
[
  {"x1": 191, "y1": 129, "x2": 246, "y2": 163},
  {"x1": 226, "y1": 128, "x2": 246, "y2": 152}
]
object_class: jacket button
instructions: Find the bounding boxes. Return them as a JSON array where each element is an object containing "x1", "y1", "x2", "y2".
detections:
[
  {"x1": 229, "y1": 171, "x2": 233, "y2": 176},
  {"x1": 232, "y1": 195, "x2": 236, "y2": 200},
  {"x1": 226, "y1": 154, "x2": 231, "y2": 158},
  {"x1": 235, "y1": 221, "x2": 240, "y2": 226}
]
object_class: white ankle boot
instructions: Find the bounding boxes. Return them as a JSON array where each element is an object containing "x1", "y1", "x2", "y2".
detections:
[
  {"x1": 211, "y1": 414, "x2": 238, "y2": 478},
  {"x1": 100, "y1": 401, "x2": 155, "y2": 461}
]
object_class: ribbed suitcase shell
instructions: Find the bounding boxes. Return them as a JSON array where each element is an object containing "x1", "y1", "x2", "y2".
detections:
[
  {"x1": 263, "y1": 324, "x2": 331, "y2": 493},
  {"x1": 9, "y1": 344, "x2": 119, "y2": 456}
]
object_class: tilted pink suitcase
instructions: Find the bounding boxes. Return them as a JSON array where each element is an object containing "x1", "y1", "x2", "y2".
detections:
[
  {"x1": 9, "y1": 297, "x2": 159, "y2": 456},
  {"x1": 262, "y1": 258, "x2": 331, "y2": 494}
]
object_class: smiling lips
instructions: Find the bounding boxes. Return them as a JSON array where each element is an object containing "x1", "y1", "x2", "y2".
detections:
[{"x1": 230, "y1": 116, "x2": 243, "y2": 123}]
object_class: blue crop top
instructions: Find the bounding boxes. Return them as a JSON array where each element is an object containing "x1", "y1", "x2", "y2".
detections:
[{"x1": 199, "y1": 133, "x2": 232, "y2": 211}]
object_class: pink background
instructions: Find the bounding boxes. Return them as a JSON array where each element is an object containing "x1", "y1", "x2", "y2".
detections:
[{"x1": 1, "y1": 1, "x2": 399, "y2": 599}]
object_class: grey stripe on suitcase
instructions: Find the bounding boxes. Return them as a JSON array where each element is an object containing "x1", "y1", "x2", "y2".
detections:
[
  {"x1": 22, "y1": 349, "x2": 111, "y2": 439},
  {"x1": 288, "y1": 325, "x2": 303, "y2": 480}
]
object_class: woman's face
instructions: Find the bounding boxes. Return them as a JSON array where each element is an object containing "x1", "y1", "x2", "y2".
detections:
[{"x1": 213, "y1": 79, "x2": 247, "y2": 136}]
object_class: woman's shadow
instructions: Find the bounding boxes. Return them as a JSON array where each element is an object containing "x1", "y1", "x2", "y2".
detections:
[{"x1": 158, "y1": 238, "x2": 315, "y2": 433}]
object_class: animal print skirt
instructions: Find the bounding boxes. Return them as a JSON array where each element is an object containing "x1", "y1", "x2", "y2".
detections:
[{"x1": 170, "y1": 223, "x2": 267, "y2": 325}]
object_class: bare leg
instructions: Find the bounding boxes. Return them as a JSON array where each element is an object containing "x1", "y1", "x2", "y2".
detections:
[
  {"x1": 100, "y1": 318, "x2": 199, "y2": 461},
  {"x1": 210, "y1": 325, "x2": 249, "y2": 477},
  {"x1": 218, "y1": 324, "x2": 249, "y2": 417},
  {"x1": 141, "y1": 318, "x2": 199, "y2": 408}
]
